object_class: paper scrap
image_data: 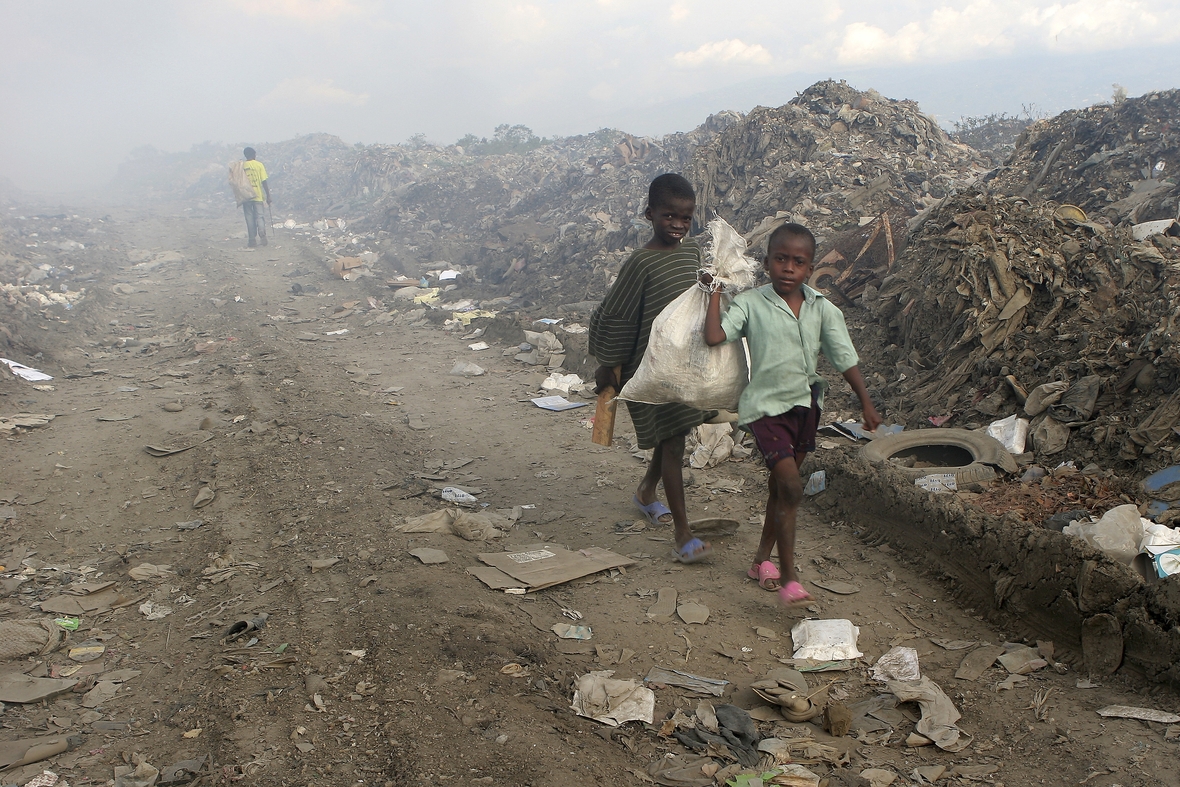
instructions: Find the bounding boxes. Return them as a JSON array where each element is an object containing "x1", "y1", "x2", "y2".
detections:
[
  {"x1": 1, "y1": 359, "x2": 53, "y2": 382},
  {"x1": 570, "y1": 671, "x2": 654, "y2": 726},
  {"x1": 531, "y1": 396, "x2": 588, "y2": 412}
]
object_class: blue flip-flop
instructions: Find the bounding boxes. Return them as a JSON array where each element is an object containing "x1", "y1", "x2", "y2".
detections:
[
  {"x1": 634, "y1": 495, "x2": 672, "y2": 526},
  {"x1": 674, "y1": 537, "x2": 713, "y2": 564}
]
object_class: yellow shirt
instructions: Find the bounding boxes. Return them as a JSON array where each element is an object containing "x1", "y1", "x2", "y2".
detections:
[{"x1": 243, "y1": 160, "x2": 267, "y2": 202}]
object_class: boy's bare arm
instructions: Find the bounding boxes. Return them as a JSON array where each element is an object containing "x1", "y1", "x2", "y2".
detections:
[
  {"x1": 841, "y1": 365, "x2": 882, "y2": 431},
  {"x1": 704, "y1": 290, "x2": 727, "y2": 346}
]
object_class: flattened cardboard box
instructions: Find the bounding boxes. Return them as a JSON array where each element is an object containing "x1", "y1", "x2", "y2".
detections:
[{"x1": 473, "y1": 543, "x2": 634, "y2": 591}]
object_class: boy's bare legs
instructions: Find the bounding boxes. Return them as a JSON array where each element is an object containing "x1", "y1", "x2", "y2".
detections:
[
  {"x1": 638, "y1": 435, "x2": 707, "y2": 556},
  {"x1": 635, "y1": 438, "x2": 671, "y2": 524},
  {"x1": 753, "y1": 453, "x2": 807, "y2": 587}
]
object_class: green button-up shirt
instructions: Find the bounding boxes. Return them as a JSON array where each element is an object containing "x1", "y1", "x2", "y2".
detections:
[{"x1": 720, "y1": 283, "x2": 859, "y2": 426}]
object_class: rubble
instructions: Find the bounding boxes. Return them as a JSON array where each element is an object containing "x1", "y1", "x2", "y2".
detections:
[
  {"x1": 848, "y1": 188, "x2": 1180, "y2": 471},
  {"x1": 988, "y1": 88, "x2": 1180, "y2": 225},
  {"x1": 689, "y1": 80, "x2": 987, "y2": 245}
]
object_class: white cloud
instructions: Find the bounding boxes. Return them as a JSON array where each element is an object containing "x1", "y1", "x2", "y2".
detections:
[
  {"x1": 589, "y1": 82, "x2": 615, "y2": 102},
  {"x1": 238, "y1": 0, "x2": 360, "y2": 22},
  {"x1": 670, "y1": 3, "x2": 690, "y2": 22},
  {"x1": 836, "y1": 0, "x2": 1180, "y2": 66},
  {"x1": 261, "y1": 78, "x2": 369, "y2": 108},
  {"x1": 673, "y1": 38, "x2": 772, "y2": 67}
]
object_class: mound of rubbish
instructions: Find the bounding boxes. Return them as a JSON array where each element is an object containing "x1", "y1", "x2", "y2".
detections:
[
  {"x1": 359, "y1": 116, "x2": 743, "y2": 309},
  {"x1": 950, "y1": 112, "x2": 1038, "y2": 165},
  {"x1": 845, "y1": 189, "x2": 1180, "y2": 473},
  {"x1": 0, "y1": 210, "x2": 115, "y2": 358},
  {"x1": 988, "y1": 89, "x2": 1180, "y2": 224},
  {"x1": 688, "y1": 80, "x2": 988, "y2": 243},
  {"x1": 111, "y1": 133, "x2": 365, "y2": 214}
]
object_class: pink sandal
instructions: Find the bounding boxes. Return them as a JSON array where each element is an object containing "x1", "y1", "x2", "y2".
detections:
[
  {"x1": 747, "y1": 560, "x2": 781, "y2": 591},
  {"x1": 778, "y1": 581, "x2": 812, "y2": 607}
]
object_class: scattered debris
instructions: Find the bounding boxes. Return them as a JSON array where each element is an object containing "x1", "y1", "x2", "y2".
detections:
[
  {"x1": 570, "y1": 671, "x2": 655, "y2": 726},
  {"x1": 1096, "y1": 705, "x2": 1180, "y2": 724},
  {"x1": 409, "y1": 547, "x2": 449, "y2": 565},
  {"x1": 644, "y1": 666, "x2": 728, "y2": 697},
  {"x1": 790, "y1": 619, "x2": 863, "y2": 661}
]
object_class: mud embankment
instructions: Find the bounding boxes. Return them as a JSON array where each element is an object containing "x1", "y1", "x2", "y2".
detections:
[{"x1": 812, "y1": 448, "x2": 1180, "y2": 687}]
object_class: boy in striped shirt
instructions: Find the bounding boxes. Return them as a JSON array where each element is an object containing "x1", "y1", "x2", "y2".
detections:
[{"x1": 589, "y1": 174, "x2": 713, "y2": 564}]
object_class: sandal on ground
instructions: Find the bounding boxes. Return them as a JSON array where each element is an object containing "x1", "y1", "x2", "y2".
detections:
[
  {"x1": 778, "y1": 580, "x2": 812, "y2": 606},
  {"x1": 673, "y1": 537, "x2": 713, "y2": 564},
  {"x1": 634, "y1": 495, "x2": 673, "y2": 526},
  {"x1": 747, "y1": 560, "x2": 781, "y2": 591}
]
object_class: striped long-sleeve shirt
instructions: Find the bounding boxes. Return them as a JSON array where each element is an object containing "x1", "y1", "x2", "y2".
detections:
[{"x1": 589, "y1": 239, "x2": 709, "y2": 448}]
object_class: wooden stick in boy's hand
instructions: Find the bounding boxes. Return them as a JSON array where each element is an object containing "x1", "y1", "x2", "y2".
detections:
[{"x1": 591, "y1": 365, "x2": 622, "y2": 446}]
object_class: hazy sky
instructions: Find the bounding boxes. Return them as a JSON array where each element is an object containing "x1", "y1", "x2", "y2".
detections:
[{"x1": 3, "y1": 0, "x2": 1180, "y2": 192}]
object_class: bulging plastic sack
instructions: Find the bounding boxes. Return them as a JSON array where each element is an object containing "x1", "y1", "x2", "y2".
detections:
[
  {"x1": 1062, "y1": 503, "x2": 1147, "y2": 565},
  {"x1": 617, "y1": 286, "x2": 748, "y2": 410},
  {"x1": 617, "y1": 218, "x2": 758, "y2": 411}
]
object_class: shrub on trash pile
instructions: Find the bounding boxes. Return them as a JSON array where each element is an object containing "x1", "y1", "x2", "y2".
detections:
[
  {"x1": 951, "y1": 110, "x2": 1039, "y2": 165},
  {"x1": 687, "y1": 80, "x2": 987, "y2": 245},
  {"x1": 849, "y1": 188, "x2": 1180, "y2": 470},
  {"x1": 988, "y1": 89, "x2": 1180, "y2": 224}
]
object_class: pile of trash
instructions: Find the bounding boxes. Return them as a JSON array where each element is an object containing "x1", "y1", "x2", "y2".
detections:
[
  {"x1": 846, "y1": 188, "x2": 1180, "y2": 470},
  {"x1": 988, "y1": 89, "x2": 1180, "y2": 224},
  {"x1": 110, "y1": 133, "x2": 374, "y2": 215},
  {"x1": 688, "y1": 80, "x2": 988, "y2": 245},
  {"x1": 0, "y1": 211, "x2": 104, "y2": 355},
  {"x1": 361, "y1": 115, "x2": 744, "y2": 309}
]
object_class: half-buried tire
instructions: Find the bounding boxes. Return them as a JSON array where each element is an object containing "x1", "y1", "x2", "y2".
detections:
[{"x1": 860, "y1": 428, "x2": 1017, "y2": 485}]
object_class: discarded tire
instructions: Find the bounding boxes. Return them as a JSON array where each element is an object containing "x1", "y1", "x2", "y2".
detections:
[{"x1": 860, "y1": 429, "x2": 1017, "y2": 485}]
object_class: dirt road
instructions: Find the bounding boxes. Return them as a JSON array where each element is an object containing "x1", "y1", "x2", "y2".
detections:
[{"x1": 0, "y1": 207, "x2": 1175, "y2": 786}]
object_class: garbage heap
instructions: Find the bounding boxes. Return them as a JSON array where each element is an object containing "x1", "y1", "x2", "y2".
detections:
[
  {"x1": 988, "y1": 89, "x2": 1180, "y2": 224},
  {"x1": 361, "y1": 115, "x2": 743, "y2": 308},
  {"x1": 111, "y1": 133, "x2": 366, "y2": 215},
  {"x1": 848, "y1": 188, "x2": 1180, "y2": 472},
  {"x1": 0, "y1": 210, "x2": 106, "y2": 356},
  {"x1": 687, "y1": 80, "x2": 988, "y2": 246}
]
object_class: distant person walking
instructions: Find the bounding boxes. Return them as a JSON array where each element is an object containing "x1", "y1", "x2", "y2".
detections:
[{"x1": 238, "y1": 147, "x2": 270, "y2": 247}]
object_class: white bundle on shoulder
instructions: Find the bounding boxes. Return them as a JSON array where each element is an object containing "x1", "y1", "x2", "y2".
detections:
[
  {"x1": 618, "y1": 217, "x2": 760, "y2": 411},
  {"x1": 699, "y1": 217, "x2": 762, "y2": 292}
]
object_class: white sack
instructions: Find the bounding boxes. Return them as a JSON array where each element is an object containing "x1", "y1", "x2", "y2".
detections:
[
  {"x1": 617, "y1": 286, "x2": 748, "y2": 410},
  {"x1": 617, "y1": 218, "x2": 760, "y2": 411}
]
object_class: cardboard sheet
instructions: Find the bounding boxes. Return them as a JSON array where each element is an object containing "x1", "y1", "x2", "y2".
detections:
[
  {"x1": 475, "y1": 543, "x2": 634, "y2": 591},
  {"x1": 465, "y1": 566, "x2": 525, "y2": 590}
]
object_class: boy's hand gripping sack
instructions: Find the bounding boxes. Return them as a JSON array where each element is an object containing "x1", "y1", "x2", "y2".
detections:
[{"x1": 618, "y1": 218, "x2": 759, "y2": 411}]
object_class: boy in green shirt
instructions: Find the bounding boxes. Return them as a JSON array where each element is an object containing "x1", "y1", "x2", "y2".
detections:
[{"x1": 704, "y1": 222, "x2": 880, "y2": 605}]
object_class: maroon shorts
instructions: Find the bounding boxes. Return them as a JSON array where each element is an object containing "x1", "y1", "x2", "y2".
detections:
[{"x1": 747, "y1": 389, "x2": 821, "y2": 470}]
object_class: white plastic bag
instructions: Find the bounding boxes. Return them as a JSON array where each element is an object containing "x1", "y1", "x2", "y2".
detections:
[
  {"x1": 688, "y1": 423, "x2": 734, "y2": 469},
  {"x1": 986, "y1": 414, "x2": 1030, "y2": 454},
  {"x1": 228, "y1": 161, "x2": 257, "y2": 206},
  {"x1": 790, "y1": 619, "x2": 863, "y2": 661},
  {"x1": 617, "y1": 218, "x2": 758, "y2": 410},
  {"x1": 617, "y1": 286, "x2": 748, "y2": 410},
  {"x1": 1062, "y1": 504, "x2": 1146, "y2": 565}
]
